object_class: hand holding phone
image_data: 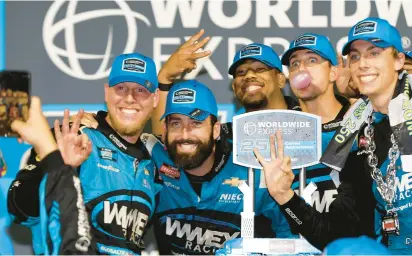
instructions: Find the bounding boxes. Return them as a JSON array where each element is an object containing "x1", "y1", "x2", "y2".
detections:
[{"x1": 0, "y1": 71, "x2": 31, "y2": 137}]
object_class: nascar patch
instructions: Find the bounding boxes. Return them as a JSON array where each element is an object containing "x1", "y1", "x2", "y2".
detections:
[
  {"x1": 240, "y1": 45, "x2": 262, "y2": 58},
  {"x1": 159, "y1": 164, "x2": 180, "y2": 179},
  {"x1": 122, "y1": 58, "x2": 146, "y2": 73},
  {"x1": 294, "y1": 35, "x2": 317, "y2": 46},
  {"x1": 353, "y1": 21, "x2": 377, "y2": 36},
  {"x1": 172, "y1": 88, "x2": 195, "y2": 103},
  {"x1": 98, "y1": 147, "x2": 117, "y2": 162}
]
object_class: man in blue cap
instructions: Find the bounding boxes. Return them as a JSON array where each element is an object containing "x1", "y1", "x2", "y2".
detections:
[
  {"x1": 228, "y1": 43, "x2": 301, "y2": 113},
  {"x1": 258, "y1": 17, "x2": 412, "y2": 254},
  {"x1": 151, "y1": 30, "x2": 300, "y2": 137},
  {"x1": 7, "y1": 52, "x2": 163, "y2": 254},
  {"x1": 258, "y1": 33, "x2": 375, "y2": 250},
  {"x1": 332, "y1": 16, "x2": 410, "y2": 254},
  {"x1": 141, "y1": 80, "x2": 294, "y2": 255}
]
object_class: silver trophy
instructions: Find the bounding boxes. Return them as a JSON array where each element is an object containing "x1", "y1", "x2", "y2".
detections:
[{"x1": 222, "y1": 110, "x2": 322, "y2": 255}]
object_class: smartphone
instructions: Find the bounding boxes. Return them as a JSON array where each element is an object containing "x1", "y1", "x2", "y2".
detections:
[{"x1": 0, "y1": 71, "x2": 31, "y2": 137}]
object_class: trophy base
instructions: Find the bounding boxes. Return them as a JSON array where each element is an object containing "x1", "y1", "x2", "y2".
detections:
[{"x1": 216, "y1": 238, "x2": 322, "y2": 255}]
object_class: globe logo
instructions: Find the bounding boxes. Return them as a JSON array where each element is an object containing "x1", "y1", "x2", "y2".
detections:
[
  {"x1": 243, "y1": 122, "x2": 257, "y2": 135},
  {"x1": 42, "y1": 0, "x2": 150, "y2": 80}
]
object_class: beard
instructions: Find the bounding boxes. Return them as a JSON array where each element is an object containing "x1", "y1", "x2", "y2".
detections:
[
  {"x1": 107, "y1": 109, "x2": 147, "y2": 137},
  {"x1": 166, "y1": 131, "x2": 215, "y2": 170},
  {"x1": 239, "y1": 92, "x2": 269, "y2": 111}
]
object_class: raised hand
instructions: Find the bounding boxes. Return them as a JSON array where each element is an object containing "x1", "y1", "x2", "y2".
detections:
[
  {"x1": 158, "y1": 29, "x2": 211, "y2": 84},
  {"x1": 253, "y1": 131, "x2": 295, "y2": 205},
  {"x1": 54, "y1": 109, "x2": 92, "y2": 168},
  {"x1": 336, "y1": 54, "x2": 360, "y2": 100},
  {"x1": 69, "y1": 111, "x2": 98, "y2": 129},
  {"x1": 11, "y1": 96, "x2": 57, "y2": 160}
]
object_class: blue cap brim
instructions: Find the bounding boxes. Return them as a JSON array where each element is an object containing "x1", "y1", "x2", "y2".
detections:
[
  {"x1": 160, "y1": 107, "x2": 211, "y2": 121},
  {"x1": 228, "y1": 57, "x2": 281, "y2": 75},
  {"x1": 342, "y1": 38, "x2": 393, "y2": 56},
  {"x1": 281, "y1": 47, "x2": 337, "y2": 66},
  {"x1": 109, "y1": 75, "x2": 155, "y2": 93}
]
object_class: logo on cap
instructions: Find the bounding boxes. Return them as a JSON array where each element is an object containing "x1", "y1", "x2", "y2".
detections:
[
  {"x1": 353, "y1": 21, "x2": 377, "y2": 36},
  {"x1": 172, "y1": 88, "x2": 196, "y2": 103},
  {"x1": 189, "y1": 108, "x2": 205, "y2": 118},
  {"x1": 240, "y1": 45, "x2": 262, "y2": 58},
  {"x1": 122, "y1": 58, "x2": 146, "y2": 73},
  {"x1": 294, "y1": 35, "x2": 317, "y2": 46}
]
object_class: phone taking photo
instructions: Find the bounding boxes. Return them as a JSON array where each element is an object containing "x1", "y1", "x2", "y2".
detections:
[{"x1": 0, "y1": 71, "x2": 31, "y2": 137}]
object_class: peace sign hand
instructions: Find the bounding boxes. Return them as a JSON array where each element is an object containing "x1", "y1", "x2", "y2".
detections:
[
  {"x1": 254, "y1": 131, "x2": 295, "y2": 205},
  {"x1": 336, "y1": 54, "x2": 360, "y2": 101},
  {"x1": 158, "y1": 29, "x2": 211, "y2": 84}
]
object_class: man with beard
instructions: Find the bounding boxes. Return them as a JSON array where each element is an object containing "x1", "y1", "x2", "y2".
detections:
[
  {"x1": 141, "y1": 80, "x2": 294, "y2": 255},
  {"x1": 7, "y1": 53, "x2": 163, "y2": 255}
]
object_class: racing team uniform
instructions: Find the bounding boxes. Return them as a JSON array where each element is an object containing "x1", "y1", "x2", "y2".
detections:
[
  {"x1": 284, "y1": 73, "x2": 412, "y2": 254},
  {"x1": 33, "y1": 150, "x2": 94, "y2": 254},
  {"x1": 7, "y1": 111, "x2": 162, "y2": 255},
  {"x1": 140, "y1": 95, "x2": 300, "y2": 255},
  {"x1": 290, "y1": 96, "x2": 352, "y2": 214},
  {"x1": 141, "y1": 131, "x2": 296, "y2": 255},
  {"x1": 280, "y1": 105, "x2": 383, "y2": 250}
]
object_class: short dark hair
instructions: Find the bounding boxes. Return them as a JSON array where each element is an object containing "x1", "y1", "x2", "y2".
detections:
[{"x1": 165, "y1": 114, "x2": 218, "y2": 127}]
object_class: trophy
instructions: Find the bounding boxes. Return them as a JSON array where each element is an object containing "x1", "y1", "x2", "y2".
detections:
[{"x1": 218, "y1": 110, "x2": 322, "y2": 255}]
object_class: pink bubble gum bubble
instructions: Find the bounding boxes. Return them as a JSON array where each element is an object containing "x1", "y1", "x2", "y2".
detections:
[{"x1": 290, "y1": 71, "x2": 312, "y2": 90}]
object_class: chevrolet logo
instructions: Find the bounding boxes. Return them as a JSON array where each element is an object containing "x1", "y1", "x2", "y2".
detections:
[{"x1": 223, "y1": 177, "x2": 246, "y2": 187}]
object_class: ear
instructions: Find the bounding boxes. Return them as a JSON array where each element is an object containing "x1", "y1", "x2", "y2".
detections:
[
  {"x1": 153, "y1": 89, "x2": 160, "y2": 108},
  {"x1": 213, "y1": 121, "x2": 221, "y2": 140},
  {"x1": 329, "y1": 65, "x2": 338, "y2": 83},
  {"x1": 395, "y1": 52, "x2": 406, "y2": 71},
  {"x1": 104, "y1": 84, "x2": 110, "y2": 103},
  {"x1": 277, "y1": 72, "x2": 286, "y2": 89}
]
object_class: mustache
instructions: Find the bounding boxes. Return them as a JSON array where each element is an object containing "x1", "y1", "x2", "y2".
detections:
[{"x1": 171, "y1": 139, "x2": 201, "y2": 145}]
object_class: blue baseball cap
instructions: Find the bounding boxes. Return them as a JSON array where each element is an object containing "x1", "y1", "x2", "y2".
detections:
[
  {"x1": 406, "y1": 51, "x2": 412, "y2": 59},
  {"x1": 160, "y1": 80, "x2": 218, "y2": 121},
  {"x1": 228, "y1": 43, "x2": 283, "y2": 75},
  {"x1": 342, "y1": 17, "x2": 404, "y2": 56},
  {"x1": 108, "y1": 52, "x2": 158, "y2": 93},
  {"x1": 281, "y1": 33, "x2": 338, "y2": 66},
  {"x1": 324, "y1": 236, "x2": 389, "y2": 255}
]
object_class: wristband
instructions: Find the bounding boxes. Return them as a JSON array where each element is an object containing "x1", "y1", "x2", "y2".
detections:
[{"x1": 159, "y1": 83, "x2": 173, "y2": 91}]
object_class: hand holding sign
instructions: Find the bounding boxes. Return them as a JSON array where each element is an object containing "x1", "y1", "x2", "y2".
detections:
[{"x1": 253, "y1": 131, "x2": 295, "y2": 205}]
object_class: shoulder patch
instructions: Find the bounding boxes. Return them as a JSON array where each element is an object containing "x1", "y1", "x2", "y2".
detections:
[{"x1": 140, "y1": 133, "x2": 163, "y2": 156}]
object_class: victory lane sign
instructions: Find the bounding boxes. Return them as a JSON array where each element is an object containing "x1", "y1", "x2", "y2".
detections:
[{"x1": 233, "y1": 110, "x2": 322, "y2": 169}]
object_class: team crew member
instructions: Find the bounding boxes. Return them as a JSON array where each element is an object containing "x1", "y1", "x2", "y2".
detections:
[
  {"x1": 9, "y1": 97, "x2": 93, "y2": 254},
  {"x1": 77, "y1": 31, "x2": 296, "y2": 254},
  {"x1": 256, "y1": 33, "x2": 376, "y2": 249},
  {"x1": 141, "y1": 80, "x2": 294, "y2": 255},
  {"x1": 7, "y1": 53, "x2": 162, "y2": 255},
  {"x1": 151, "y1": 30, "x2": 300, "y2": 138},
  {"x1": 323, "y1": 17, "x2": 412, "y2": 254}
]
